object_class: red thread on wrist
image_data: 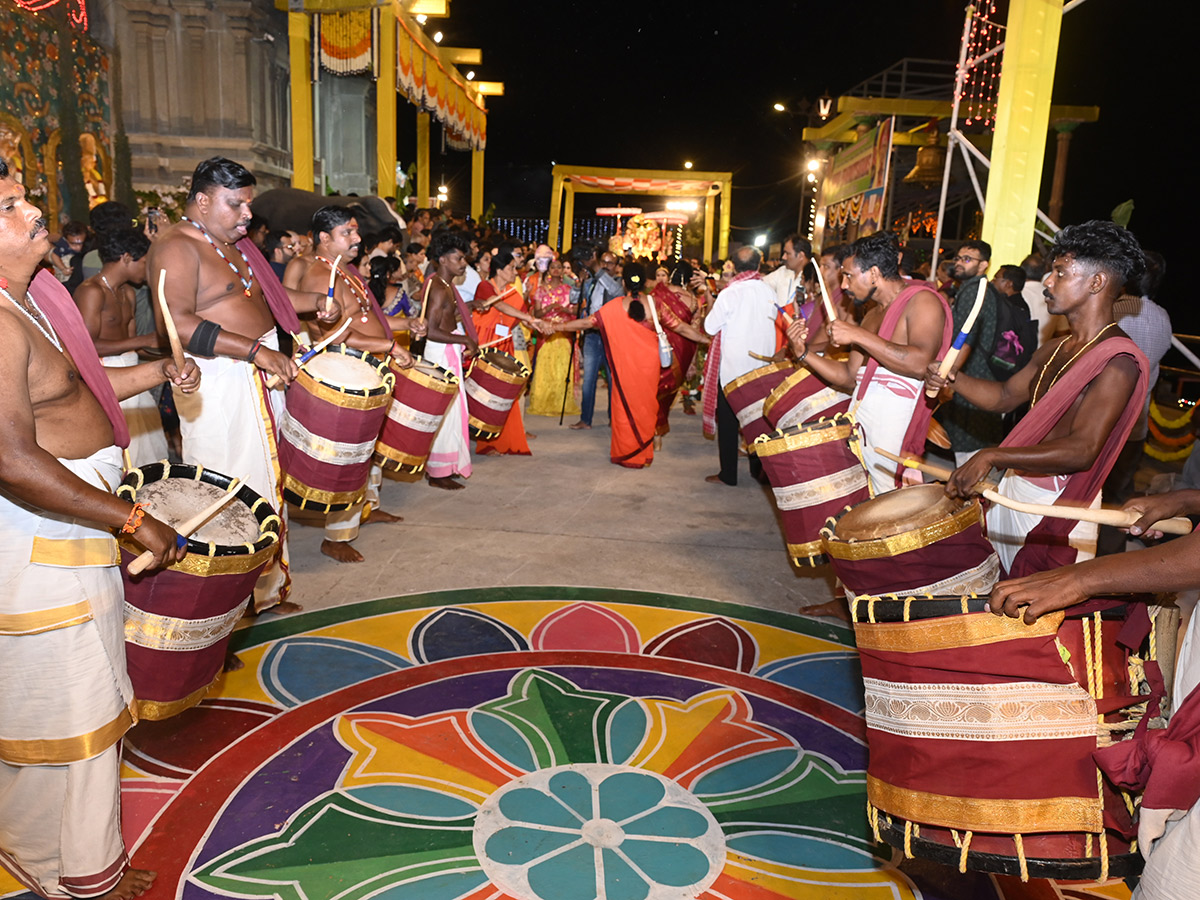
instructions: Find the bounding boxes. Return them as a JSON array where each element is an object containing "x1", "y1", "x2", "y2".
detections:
[{"x1": 121, "y1": 502, "x2": 147, "y2": 534}]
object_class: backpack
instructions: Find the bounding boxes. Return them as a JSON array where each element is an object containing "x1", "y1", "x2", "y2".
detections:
[{"x1": 987, "y1": 292, "x2": 1038, "y2": 380}]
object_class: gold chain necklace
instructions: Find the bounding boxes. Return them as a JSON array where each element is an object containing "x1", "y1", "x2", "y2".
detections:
[{"x1": 1031, "y1": 322, "x2": 1116, "y2": 407}]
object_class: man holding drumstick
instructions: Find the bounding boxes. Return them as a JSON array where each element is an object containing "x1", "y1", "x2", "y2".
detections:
[
  {"x1": 0, "y1": 156, "x2": 195, "y2": 899},
  {"x1": 923, "y1": 220, "x2": 1148, "y2": 578}
]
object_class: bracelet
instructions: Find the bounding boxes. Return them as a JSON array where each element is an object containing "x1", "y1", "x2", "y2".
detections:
[
  {"x1": 121, "y1": 502, "x2": 147, "y2": 534},
  {"x1": 388, "y1": 338, "x2": 397, "y2": 355},
  {"x1": 246, "y1": 339, "x2": 264, "y2": 363},
  {"x1": 796, "y1": 348, "x2": 809, "y2": 365}
]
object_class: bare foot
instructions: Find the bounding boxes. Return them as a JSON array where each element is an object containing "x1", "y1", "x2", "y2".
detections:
[
  {"x1": 802, "y1": 599, "x2": 852, "y2": 623},
  {"x1": 427, "y1": 475, "x2": 466, "y2": 490},
  {"x1": 705, "y1": 474, "x2": 733, "y2": 486},
  {"x1": 365, "y1": 508, "x2": 403, "y2": 524},
  {"x1": 478, "y1": 447, "x2": 502, "y2": 457},
  {"x1": 526, "y1": 432, "x2": 537, "y2": 440},
  {"x1": 652, "y1": 435, "x2": 662, "y2": 451},
  {"x1": 102, "y1": 868, "x2": 156, "y2": 900},
  {"x1": 568, "y1": 421, "x2": 591, "y2": 430},
  {"x1": 223, "y1": 650, "x2": 245, "y2": 672},
  {"x1": 321, "y1": 539, "x2": 364, "y2": 563},
  {"x1": 261, "y1": 600, "x2": 304, "y2": 616}
]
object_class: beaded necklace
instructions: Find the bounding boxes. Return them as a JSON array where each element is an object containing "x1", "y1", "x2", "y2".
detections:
[
  {"x1": 182, "y1": 216, "x2": 255, "y2": 297},
  {"x1": 0, "y1": 285, "x2": 63, "y2": 351},
  {"x1": 316, "y1": 255, "x2": 372, "y2": 323},
  {"x1": 1031, "y1": 322, "x2": 1116, "y2": 407}
]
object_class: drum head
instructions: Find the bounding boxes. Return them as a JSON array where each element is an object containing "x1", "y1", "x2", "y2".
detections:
[
  {"x1": 137, "y1": 479, "x2": 261, "y2": 546},
  {"x1": 836, "y1": 483, "x2": 964, "y2": 541},
  {"x1": 306, "y1": 347, "x2": 385, "y2": 391},
  {"x1": 482, "y1": 350, "x2": 523, "y2": 374}
]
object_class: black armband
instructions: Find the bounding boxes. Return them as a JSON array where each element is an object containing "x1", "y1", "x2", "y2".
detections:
[{"x1": 187, "y1": 319, "x2": 222, "y2": 357}]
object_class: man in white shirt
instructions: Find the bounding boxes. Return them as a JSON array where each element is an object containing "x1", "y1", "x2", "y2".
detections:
[
  {"x1": 762, "y1": 234, "x2": 812, "y2": 311},
  {"x1": 703, "y1": 246, "x2": 779, "y2": 485}
]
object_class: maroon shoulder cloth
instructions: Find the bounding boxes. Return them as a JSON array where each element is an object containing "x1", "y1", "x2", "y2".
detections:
[
  {"x1": 30, "y1": 269, "x2": 130, "y2": 448},
  {"x1": 1001, "y1": 335, "x2": 1149, "y2": 578},
  {"x1": 238, "y1": 238, "x2": 302, "y2": 334}
]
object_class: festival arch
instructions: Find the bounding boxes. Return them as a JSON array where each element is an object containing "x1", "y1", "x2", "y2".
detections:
[{"x1": 548, "y1": 164, "x2": 733, "y2": 264}]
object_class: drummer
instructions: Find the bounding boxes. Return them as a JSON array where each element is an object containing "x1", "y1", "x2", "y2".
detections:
[
  {"x1": 0, "y1": 156, "x2": 193, "y2": 899},
  {"x1": 149, "y1": 157, "x2": 338, "y2": 614},
  {"x1": 924, "y1": 220, "x2": 1148, "y2": 578},
  {"x1": 297, "y1": 206, "x2": 426, "y2": 563}
]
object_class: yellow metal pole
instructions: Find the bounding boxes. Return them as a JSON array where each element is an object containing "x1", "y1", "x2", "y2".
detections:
[
  {"x1": 288, "y1": 12, "x2": 314, "y2": 191},
  {"x1": 703, "y1": 195, "x2": 715, "y2": 265},
  {"x1": 562, "y1": 182, "x2": 575, "y2": 254},
  {"x1": 376, "y1": 6, "x2": 397, "y2": 198},
  {"x1": 547, "y1": 172, "x2": 564, "y2": 250},
  {"x1": 718, "y1": 180, "x2": 733, "y2": 262},
  {"x1": 416, "y1": 112, "x2": 430, "y2": 207},
  {"x1": 981, "y1": 0, "x2": 1063, "y2": 265},
  {"x1": 471, "y1": 148, "x2": 484, "y2": 219}
]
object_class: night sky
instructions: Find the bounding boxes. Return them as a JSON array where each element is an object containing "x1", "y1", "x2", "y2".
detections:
[{"x1": 404, "y1": 0, "x2": 1187, "y2": 324}]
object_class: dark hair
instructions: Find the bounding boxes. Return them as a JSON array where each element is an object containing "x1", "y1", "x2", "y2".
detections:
[
  {"x1": 0, "y1": 158, "x2": 8, "y2": 179},
  {"x1": 1049, "y1": 219, "x2": 1145, "y2": 289},
  {"x1": 187, "y1": 157, "x2": 256, "y2": 203},
  {"x1": 368, "y1": 255, "x2": 401, "y2": 300},
  {"x1": 98, "y1": 228, "x2": 151, "y2": 264},
  {"x1": 1138, "y1": 250, "x2": 1165, "y2": 300},
  {"x1": 491, "y1": 248, "x2": 516, "y2": 272},
  {"x1": 248, "y1": 214, "x2": 268, "y2": 234},
  {"x1": 264, "y1": 230, "x2": 290, "y2": 256},
  {"x1": 783, "y1": 234, "x2": 812, "y2": 258},
  {"x1": 997, "y1": 264, "x2": 1027, "y2": 292},
  {"x1": 404, "y1": 242, "x2": 425, "y2": 257},
  {"x1": 732, "y1": 245, "x2": 762, "y2": 273},
  {"x1": 898, "y1": 247, "x2": 919, "y2": 276},
  {"x1": 957, "y1": 239, "x2": 992, "y2": 261},
  {"x1": 62, "y1": 221, "x2": 88, "y2": 239},
  {"x1": 801, "y1": 260, "x2": 818, "y2": 284},
  {"x1": 820, "y1": 243, "x2": 849, "y2": 264},
  {"x1": 428, "y1": 230, "x2": 471, "y2": 264},
  {"x1": 379, "y1": 224, "x2": 403, "y2": 245},
  {"x1": 570, "y1": 244, "x2": 596, "y2": 269},
  {"x1": 89, "y1": 200, "x2": 136, "y2": 234},
  {"x1": 669, "y1": 260, "x2": 694, "y2": 287},
  {"x1": 849, "y1": 231, "x2": 901, "y2": 279},
  {"x1": 623, "y1": 262, "x2": 647, "y2": 298},
  {"x1": 311, "y1": 205, "x2": 355, "y2": 244}
]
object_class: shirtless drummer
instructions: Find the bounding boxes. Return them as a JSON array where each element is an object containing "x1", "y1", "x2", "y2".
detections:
[{"x1": 148, "y1": 157, "x2": 335, "y2": 613}]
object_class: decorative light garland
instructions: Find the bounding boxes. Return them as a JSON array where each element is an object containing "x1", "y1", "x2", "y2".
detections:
[
  {"x1": 13, "y1": 0, "x2": 87, "y2": 29},
  {"x1": 959, "y1": 2, "x2": 1002, "y2": 129}
]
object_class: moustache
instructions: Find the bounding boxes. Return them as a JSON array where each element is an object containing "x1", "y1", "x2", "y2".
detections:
[
  {"x1": 31, "y1": 217, "x2": 48, "y2": 238},
  {"x1": 1043, "y1": 289, "x2": 1053, "y2": 301}
]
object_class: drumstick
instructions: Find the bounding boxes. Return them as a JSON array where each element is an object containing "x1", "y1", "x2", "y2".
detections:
[
  {"x1": 875, "y1": 448, "x2": 1194, "y2": 536},
  {"x1": 749, "y1": 350, "x2": 781, "y2": 362},
  {"x1": 811, "y1": 262, "x2": 839, "y2": 328},
  {"x1": 155, "y1": 270, "x2": 186, "y2": 371},
  {"x1": 477, "y1": 334, "x2": 510, "y2": 350},
  {"x1": 324, "y1": 254, "x2": 342, "y2": 317},
  {"x1": 774, "y1": 305, "x2": 795, "y2": 327},
  {"x1": 126, "y1": 479, "x2": 242, "y2": 576},
  {"x1": 265, "y1": 316, "x2": 353, "y2": 388},
  {"x1": 926, "y1": 276, "x2": 987, "y2": 398}
]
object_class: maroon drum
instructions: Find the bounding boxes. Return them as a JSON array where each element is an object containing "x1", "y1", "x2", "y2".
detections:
[
  {"x1": 762, "y1": 366, "x2": 851, "y2": 430},
  {"x1": 277, "y1": 345, "x2": 394, "y2": 512},
  {"x1": 118, "y1": 462, "x2": 282, "y2": 720},
  {"x1": 721, "y1": 360, "x2": 795, "y2": 445},
  {"x1": 822, "y1": 483, "x2": 1000, "y2": 598},
  {"x1": 374, "y1": 357, "x2": 459, "y2": 474},
  {"x1": 464, "y1": 350, "x2": 530, "y2": 440},
  {"x1": 753, "y1": 414, "x2": 872, "y2": 566}
]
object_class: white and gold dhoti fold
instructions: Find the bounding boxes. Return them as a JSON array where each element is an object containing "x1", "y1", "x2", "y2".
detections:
[
  {"x1": 0, "y1": 445, "x2": 135, "y2": 898},
  {"x1": 102, "y1": 351, "x2": 169, "y2": 467},
  {"x1": 424, "y1": 338, "x2": 472, "y2": 480},
  {"x1": 172, "y1": 331, "x2": 290, "y2": 611}
]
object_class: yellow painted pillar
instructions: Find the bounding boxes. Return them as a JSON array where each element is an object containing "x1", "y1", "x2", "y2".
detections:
[
  {"x1": 376, "y1": 6, "x2": 397, "y2": 198},
  {"x1": 718, "y1": 180, "x2": 733, "y2": 262},
  {"x1": 703, "y1": 195, "x2": 715, "y2": 264},
  {"x1": 981, "y1": 0, "x2": 1062, "y2": 265},
  {"x1": 288, "y1": 12, "x2": 314, "y2": 191},
  {"x1": 547, "y1": 172, "x2": 564, "y2": 249},
  {"x1": 416, "y1": 112, "x2": 430, "y2": 207},
  {"x1": 470, "y1": 148, "x2": 484, "y2": 219},
  {"x1": 562, "y1": 183, "x2": 575, "y2": 254}
]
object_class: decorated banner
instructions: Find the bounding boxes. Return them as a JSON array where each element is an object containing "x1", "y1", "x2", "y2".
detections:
[
  {"x1": 818, "y1": 117, "x2": 894, "y2": 246},
  {"x1": 395, "y1": 15, "x2": 486, "y2": 151}
]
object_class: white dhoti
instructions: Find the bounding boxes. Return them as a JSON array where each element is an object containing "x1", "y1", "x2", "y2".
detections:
[
  {"x1": 172, "y1": 330, "x2": 290, "y2": 611},
  {"x1": 0, "y1": 446, "x2": 134, "y2": 898},
  {"x1": 424, "y1": 339, "x2": 472, "y2": 480},
  {"x1": 324, "y1": 463, "x2": 383, "y2": 543},
  {"x1": 985, "y1": 472, "x2": 1099, "y2": 575},
  {"x1": 851, "y1": 367, "x2": 923, "y2": 496},
  {"x1": 102, "y1": 351, "x2": 169, "y2": 467}
]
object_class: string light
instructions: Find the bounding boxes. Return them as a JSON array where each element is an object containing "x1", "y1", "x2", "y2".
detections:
[
  {"x1": 14, "y1": 0, "x2": 87, "y2": 29},
  {"x1": 959, "y1": 2, "x2": 1002, "y2": 129}
]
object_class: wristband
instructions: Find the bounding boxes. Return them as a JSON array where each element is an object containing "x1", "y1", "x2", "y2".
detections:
[
  {"x1": 246, "y1": 339, "x2": 264, "y2": 363},
  {"x1": 796, "y1": 348, "x2": 809, "y2": 365},
  {"x1": 121, "y1": 502, "x2": 147, "y2": 534},
  {"x1": 187, "y1": 319, "x2": 222, "y2": 357}
]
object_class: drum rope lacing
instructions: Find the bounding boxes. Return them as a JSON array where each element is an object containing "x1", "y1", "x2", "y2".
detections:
[{"x1": 182, "y1": 216, "x2": 255, "y2": 298}]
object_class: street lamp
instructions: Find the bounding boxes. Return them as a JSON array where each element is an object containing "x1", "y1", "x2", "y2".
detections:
[
  {"x1": 806, "y1": 159, "x2": 821, "y2": 172},
  {"x1": 772, "y1": 102, "x2": 786, "y2": 112},
  {"x1": 754, "y1": 234, "x2": 768, "y2": 248},
  {"x1": 683, "y1": 160, "x2": 693, "y2": 170},
  {"x1": 433, "y1": 31, "x2": 443, "y2": 43}
]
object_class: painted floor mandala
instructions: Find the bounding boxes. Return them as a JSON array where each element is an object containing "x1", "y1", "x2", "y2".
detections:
[{"x1": 1, "y1": 588, "x2": 1134, "y2": 900}]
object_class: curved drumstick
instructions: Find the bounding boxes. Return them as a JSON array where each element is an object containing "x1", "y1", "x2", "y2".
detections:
[
  {"x1": 126, "y1": 479, "x2": 242, "y2": 575},
  {"x1": 926, "y1": 276, "x2": 987, "y2": 398},
  {"x1": 155, "y1": 269, "x2": 186, "y2": 371},
  {"x1": 324, "y1": 254, "x2": 342, "y2": 316},
  {"x1": 875, "y1": 448, "x2": 1193, "y2": 536},
  {"x1": 810, "y1": 262, "x2": 839, "y2": 329},
  {"x1": 265, "y1": 316, "x2": 353, "y2": 388}
]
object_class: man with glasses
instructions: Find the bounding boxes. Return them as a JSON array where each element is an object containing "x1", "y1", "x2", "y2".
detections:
[
  {"x1": 570, "y1": 245, "x2": 622, "y2": 430},
  {"x1": 264, "y1": 229, "x2": 301, "y2": 280}
]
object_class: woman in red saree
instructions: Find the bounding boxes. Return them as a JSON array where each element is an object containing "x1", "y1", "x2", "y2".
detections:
[
  {"x1": 555, "y1": 264, "x2": 662, "y2": 468},
  {"x1": 470, "y1": 249, "x2": 544, "y2": 456},
  {"x1": 650, "y1": 262, "x2": 709, "y2": 442}
]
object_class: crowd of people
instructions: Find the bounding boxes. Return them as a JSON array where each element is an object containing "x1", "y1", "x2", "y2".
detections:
[{"x1": 2, "y1": 151, "x2": 1198, "y2": 899}]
